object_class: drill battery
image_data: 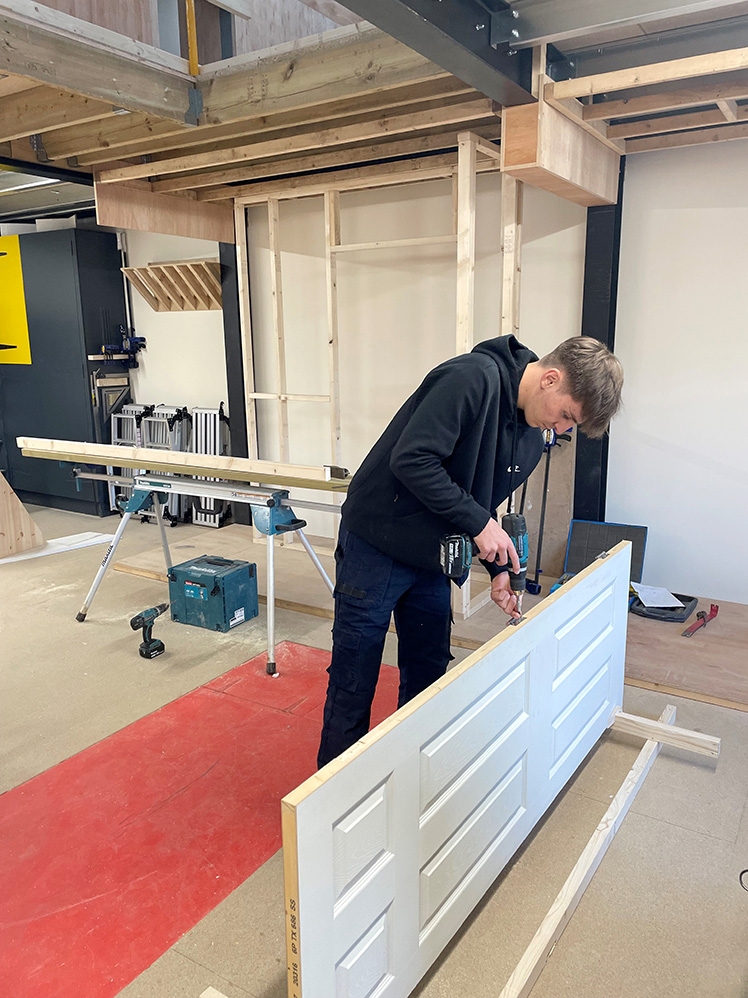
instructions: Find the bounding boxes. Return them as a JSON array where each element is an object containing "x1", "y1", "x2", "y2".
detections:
[{"x1": 440, "y1": 534, "x2": 473, "y2": 579}]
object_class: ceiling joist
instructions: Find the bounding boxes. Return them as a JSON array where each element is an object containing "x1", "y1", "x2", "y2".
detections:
[
  {"x1": 68, "y1": 78, "x2": 476, "y2": 167},
  {"x1": 0, "y1": 87, "x2": 119, "y2": 143},
  {"x1": 185, "y1": 126, "x2": 502, "y2": 198},
  {"x1": 97, "y1": 98, "x2": 497, "y2": 184},
  {"x1": 541, "y1": 44, "x2": 748, "y2": 154}
]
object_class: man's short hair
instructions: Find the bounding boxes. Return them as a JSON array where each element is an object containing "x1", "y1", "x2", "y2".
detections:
[{"x1": 540, "y1": 337, "x2": 623, "y2": 438}]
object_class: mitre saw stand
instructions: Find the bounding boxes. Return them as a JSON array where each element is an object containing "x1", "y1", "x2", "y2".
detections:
[{"x1": 73, "y1": 472, "x2": 335, "y2": 675}]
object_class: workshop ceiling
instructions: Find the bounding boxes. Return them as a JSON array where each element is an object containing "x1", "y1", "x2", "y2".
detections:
[{"x1": 1, "y1": 1, "x2": 748, "y2": 219}]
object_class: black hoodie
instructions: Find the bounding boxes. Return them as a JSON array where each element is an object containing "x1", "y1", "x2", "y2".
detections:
[{"x1": 341, "y1": 335, "x2": 544, "y2": 573}]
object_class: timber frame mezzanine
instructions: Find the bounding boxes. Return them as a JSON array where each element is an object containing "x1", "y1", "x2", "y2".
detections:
[{"x1": 3, "y1": 3, "x2": 748, "y2": 223}]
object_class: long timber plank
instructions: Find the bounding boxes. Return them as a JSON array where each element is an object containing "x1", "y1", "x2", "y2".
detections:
[{"x1": 15, "y1": 437, "x2": 349, "y2": 491}]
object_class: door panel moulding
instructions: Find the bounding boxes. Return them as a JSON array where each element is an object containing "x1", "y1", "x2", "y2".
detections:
[{"x1": 282, "y1": 543, "x2": 721, "y2": 998}]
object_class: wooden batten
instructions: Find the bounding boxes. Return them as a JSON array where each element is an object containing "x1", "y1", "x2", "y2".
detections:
[
  {"x1": 94, "y1": 181, "x2": 234, "y2": 243},
  {"x1": 500, "y1": 101, "x2": 619, "y2": 207}
]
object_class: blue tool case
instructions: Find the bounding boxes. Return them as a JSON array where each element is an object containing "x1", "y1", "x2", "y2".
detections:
[{"x1": 168, "y1": 555, "x2": 258, "y2": 632}]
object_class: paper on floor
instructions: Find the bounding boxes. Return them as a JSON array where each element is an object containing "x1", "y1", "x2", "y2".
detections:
[
  {"x1": 0, "y1": 531, "x2": 114, "y2": 564},
  {"x1": 631, "y1": 582, "x2": 685, "y2": 608}
]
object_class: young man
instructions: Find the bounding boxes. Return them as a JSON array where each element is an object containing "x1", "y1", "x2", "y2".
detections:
[{"x1": 317, "y1": 334, "x2": 623, "y2": 767}]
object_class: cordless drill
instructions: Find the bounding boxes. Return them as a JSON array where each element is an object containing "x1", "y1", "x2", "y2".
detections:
[
  {"x1": 499, "y1": 512, "x2": 529, "y2": 616},
  {"x1": 129, "y1": 603, "x2": 169, "y2": 659},
  {"x1": 440, "y1": 513, "x2": 529, "y2": 615}
]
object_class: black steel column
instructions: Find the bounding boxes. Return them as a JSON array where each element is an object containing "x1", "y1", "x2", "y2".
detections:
[
  {"x1": 219, "y1": 240, "x2": 251, "y2": 525},
  {"x1": 573, "y1": 158, "x2": 626, "y2": 522}
]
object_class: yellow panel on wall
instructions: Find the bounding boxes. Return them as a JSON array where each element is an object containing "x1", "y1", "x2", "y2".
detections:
[{"x1": 0, "y1": 234, "x2": 32, "y2": 365}]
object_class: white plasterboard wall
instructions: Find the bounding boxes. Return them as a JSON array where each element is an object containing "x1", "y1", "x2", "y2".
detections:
[
  {"x1": 246, "y1": 176, "x2": 586, "y2": 537},
  {"x1": 608, "y1": 139, "x2": 748, "y2": 605},
  {"x1": 124, "y1": 231, "x2": 229, "y2": 412}
]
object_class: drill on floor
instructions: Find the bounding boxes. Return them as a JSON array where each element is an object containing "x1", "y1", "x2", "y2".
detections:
[
  {"x1": 130, "y1": 603, "x2": 169, "y2": 659},
  {"x1": 440, "y1": 513, "x2": 528, "y2": 615}
]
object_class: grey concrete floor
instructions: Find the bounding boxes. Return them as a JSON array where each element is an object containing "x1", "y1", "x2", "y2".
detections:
[{"x1": 2, "y1": 507, "x2": 747, "y2": 998}]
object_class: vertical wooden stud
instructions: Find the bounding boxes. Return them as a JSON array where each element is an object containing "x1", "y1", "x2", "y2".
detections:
[
  {"x1": 456, "y1": 131, "x2": 477, "y2": 356},
  {"x1": 234, "y1": 201, "x2": 258, "y2": 458},
  {"x1": 500, "y1": 175, "x2": 523, "y2": 338},
  {"x1": 268, "y1": 197, "x2": 290, "y2": 464},
  {"x1": 451, "y1": 172, "x2": 459, "y2": 236},
  {"x1": 324, "y1": 190, "x2": 343, "y2": 469}
]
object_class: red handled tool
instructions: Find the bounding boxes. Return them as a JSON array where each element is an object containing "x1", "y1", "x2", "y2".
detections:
[{"x1": 681, "y1": 603, "x2": 719, "y2": 638}]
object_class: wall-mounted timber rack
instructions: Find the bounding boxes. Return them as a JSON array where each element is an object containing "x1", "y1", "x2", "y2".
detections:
[
  {"x1": 122, "y1": 259, "x2": 222, "y2": 312},
  {"x1": 15, "y1": 437, "x2": 350, "y2": 492}
]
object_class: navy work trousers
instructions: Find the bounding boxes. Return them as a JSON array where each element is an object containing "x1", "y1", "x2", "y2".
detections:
[{"x1": 317, "y1": 526, "x2": 452, "y2": 768}]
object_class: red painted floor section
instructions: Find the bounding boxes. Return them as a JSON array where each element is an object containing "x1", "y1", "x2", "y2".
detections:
[{"x1": 0, "y1": 642, "x2": 400, "y2": 998}]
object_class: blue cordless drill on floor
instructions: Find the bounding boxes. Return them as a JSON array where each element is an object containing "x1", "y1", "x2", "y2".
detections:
[
  {"x1": 130, "y1": 603, "x2": 169, "y2": 659},
  {"x1": 440, "y1": 513, "x2": 529, "y2": 614}
]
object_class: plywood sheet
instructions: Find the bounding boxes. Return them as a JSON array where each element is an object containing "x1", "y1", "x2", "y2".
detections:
[{"x1": 282, "y1": 542, "x2": 631, "y2": 998}]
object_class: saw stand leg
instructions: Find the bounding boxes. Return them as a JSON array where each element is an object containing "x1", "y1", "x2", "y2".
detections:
[
  {"x1": 248, "y1": 496, "x2": 336, "y2": 677},
  {"x1": 75, "y1": 488, "x2": 170, "y2": 622}
]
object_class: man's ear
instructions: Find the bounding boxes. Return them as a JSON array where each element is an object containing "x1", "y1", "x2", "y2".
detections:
[{"x1": 540, "y1": 367, "x2": 561, "y2": 389}]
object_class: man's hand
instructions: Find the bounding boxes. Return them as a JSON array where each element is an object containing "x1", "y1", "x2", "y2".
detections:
[
  {"x1": 473, "y1": 519, "x2": 519, "y2": 572},
  {"x1": 491, "y1": 572, "x2": 520, "y2": 619}
]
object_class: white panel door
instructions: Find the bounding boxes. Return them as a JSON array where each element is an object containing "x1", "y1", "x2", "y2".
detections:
[{"x1": 282, "y1": 542, "x2": 631, "y2": 998}]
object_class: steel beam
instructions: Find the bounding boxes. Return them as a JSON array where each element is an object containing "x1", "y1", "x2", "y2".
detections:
[
  {"x1": 335, "y1": 0, "x2": 535, "y2": 106},
  {"x1": 550, "y1": 15, "x2": 748, "y2": 79},
  {"x1": 491, "y1": 0, "x2": 748, "y2": 49}
]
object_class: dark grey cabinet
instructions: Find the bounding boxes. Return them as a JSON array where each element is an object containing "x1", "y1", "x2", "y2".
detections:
[{"x1": 0, "y1": 228, "x2": 129, "y2": 515}]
